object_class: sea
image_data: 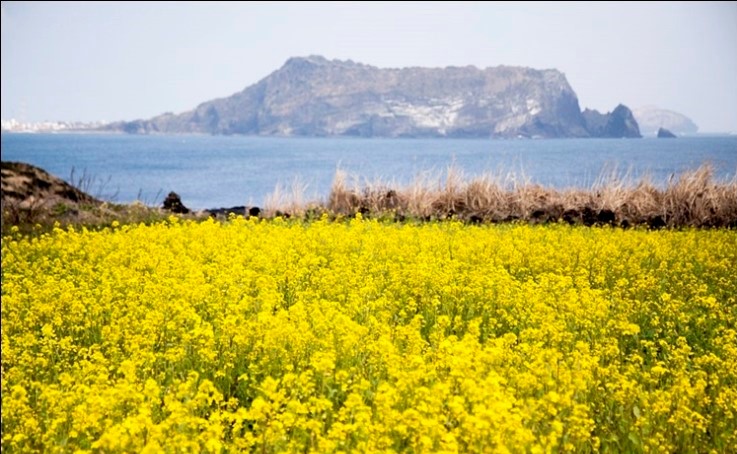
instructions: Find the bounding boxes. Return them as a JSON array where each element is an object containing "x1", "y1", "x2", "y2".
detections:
[{"x1": 1, "y1": 133, "x2": 735, "y2": 210}]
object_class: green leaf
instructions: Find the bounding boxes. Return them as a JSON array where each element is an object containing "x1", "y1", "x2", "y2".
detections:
[{"x1": 628, "y1": 432, "x2": 641, "y2": 446}]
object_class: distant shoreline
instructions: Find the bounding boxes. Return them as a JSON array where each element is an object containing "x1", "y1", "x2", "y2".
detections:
[{"x1": 2, "y1": 130, "x2": 736, "y2": 138}]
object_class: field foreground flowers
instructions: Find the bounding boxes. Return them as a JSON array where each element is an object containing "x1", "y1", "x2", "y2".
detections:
[{"x1": 2, "y1": 216, "x2": 736, "y2": 453}]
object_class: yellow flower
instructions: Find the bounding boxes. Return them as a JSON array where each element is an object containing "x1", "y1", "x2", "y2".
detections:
[{"x1": 2, "y1": 220, "x2": 734, "y2": 451}]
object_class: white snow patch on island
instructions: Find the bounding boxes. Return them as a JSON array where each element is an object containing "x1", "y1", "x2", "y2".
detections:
[
  {"x1": 526, "y1": 99, "x2": 542, "y2": 116},
  {"x1": 385, "y1": 97, "x2": 466, "y2": 131}
]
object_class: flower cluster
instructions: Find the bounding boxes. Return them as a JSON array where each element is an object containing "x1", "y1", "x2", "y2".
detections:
[{"x1": 2, "y1": 217, "x2": 735, "y2": 452}]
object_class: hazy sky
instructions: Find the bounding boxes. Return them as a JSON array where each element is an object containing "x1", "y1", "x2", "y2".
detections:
[{"x1": 2, "y1": 1, "x2": 736, "y2": 132}]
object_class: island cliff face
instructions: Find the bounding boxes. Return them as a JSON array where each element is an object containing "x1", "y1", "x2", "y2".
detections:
[{"x1": 111, "y1": 56, "x2": 639, "y2": 139}]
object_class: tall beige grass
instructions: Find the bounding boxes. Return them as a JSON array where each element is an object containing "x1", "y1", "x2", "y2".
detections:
[
  {"x1": 319, "y1": 164, "x2": 737, "y2": 227},
  {"x1": 264, "y1": 177, "x2": 323, "y2": 218}
]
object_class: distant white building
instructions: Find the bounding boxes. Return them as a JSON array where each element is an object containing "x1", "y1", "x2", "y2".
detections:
[{"x1": 1, "y1": 118, "x2": 108, "y2": 133}]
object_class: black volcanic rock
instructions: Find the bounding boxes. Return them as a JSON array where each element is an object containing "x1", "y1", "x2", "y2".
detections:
[
  {"x1": 162, "y1": 192, "x2": 190, "y2": 214},
  {"x1": 657, "y1": 127, "x2": 677, "y2": 138},
  {"x1": 108, "y1": 56, "x2": 640, "y2": 139},
  {"x1": 583, "y1": 104, "x2": 641, "y2": 138}
]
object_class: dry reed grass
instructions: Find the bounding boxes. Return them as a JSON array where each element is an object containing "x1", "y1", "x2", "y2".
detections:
[{"x1": 320, "y1": 164, "x2": 736, "y2": 228}]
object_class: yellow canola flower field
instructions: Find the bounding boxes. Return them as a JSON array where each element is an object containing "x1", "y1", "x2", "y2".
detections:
[{"x1": 2, "y1": 216, "x2": 736, "y2": 453}]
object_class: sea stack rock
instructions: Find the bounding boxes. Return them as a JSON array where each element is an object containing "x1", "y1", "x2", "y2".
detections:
[
  {"x1": 657, "y1": 127, "x2": 677, "y2": 138},
  {"x1": 583, "y1": 104, "x2": 642, "y2": 138},
  {"x1": 605, "y1": 105, "x2": 642, "y2": 138}
]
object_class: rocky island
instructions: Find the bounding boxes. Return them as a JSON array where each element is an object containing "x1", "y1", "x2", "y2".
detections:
[
  {"x1": 107, "y1": 56, "x2": 640, "y2": 139},
  {"x1": 633, "y1": 106, "x2": 698, "y2": 136}
]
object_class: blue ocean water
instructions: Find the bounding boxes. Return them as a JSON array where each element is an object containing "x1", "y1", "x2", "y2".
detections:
[{"x1": 1, "y1": 133, "x2": 735, "y2": 210}]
